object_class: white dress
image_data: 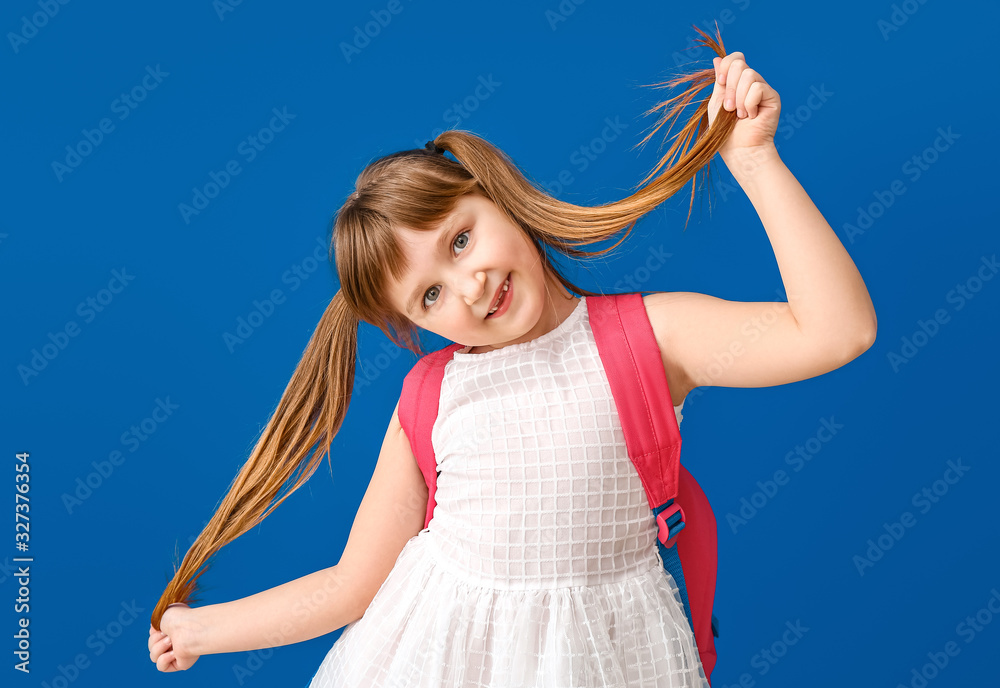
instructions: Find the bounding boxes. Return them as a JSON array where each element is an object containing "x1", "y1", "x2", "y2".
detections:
[{"x1": 308, "y1": 296, "x2": 708, "y2": 688}]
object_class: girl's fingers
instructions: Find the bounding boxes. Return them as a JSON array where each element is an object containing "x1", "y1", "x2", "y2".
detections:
[
  {"x1": 734, "y1": 68, "x2": 759, "y2": 118},
  {"x1": 725, "y1": 58, "x2": 746, "y2": 111},
  {"x1": 710, "y1": 57, "x2": 727, "y2": 124},
  {"x1": 714, "y1": 51, "x2": 768, "y2": 118},
  {"x1": 157, "y1": 651, "x2": 176, "y2": 672},
  {"x1": 745, "y1": 81, "x2": 764, "y2": 118},
  {"x1": 149, "y1": 635, "x2": 172, "y2": 662},
  {"x1": 715, "y1": 51, "x2": 744, "y2": 87},
  {"x1": 148, "y1": 629, "x2": 165, "y2": 652}
]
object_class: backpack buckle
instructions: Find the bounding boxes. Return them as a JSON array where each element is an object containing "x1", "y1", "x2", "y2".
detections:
[{"x1": 656, "y1": 502, "x2": 686, "y2": 548}]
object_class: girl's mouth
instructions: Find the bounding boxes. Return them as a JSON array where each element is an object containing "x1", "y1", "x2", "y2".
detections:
[{"x1": 486, "y1": 274, "x2": 512, "y2": 319}]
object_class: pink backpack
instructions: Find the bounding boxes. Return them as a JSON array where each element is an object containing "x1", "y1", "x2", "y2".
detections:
[{"x1": 397, "y1": 291, "x2": 720, "y2": 683}]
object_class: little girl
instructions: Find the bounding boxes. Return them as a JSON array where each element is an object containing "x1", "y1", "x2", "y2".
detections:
[{"x1": 148, "y1": 27, "x2": 877, "y2": 687}]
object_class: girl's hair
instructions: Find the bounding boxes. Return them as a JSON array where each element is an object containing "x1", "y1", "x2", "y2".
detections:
[{"x1": 152, "y1": 24, "x2": 737, "y2": 630}]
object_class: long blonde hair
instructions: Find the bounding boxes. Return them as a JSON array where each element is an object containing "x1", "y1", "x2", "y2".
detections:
[{"x1": 151, "y1": 23, "x2": 737, "y2": 630}]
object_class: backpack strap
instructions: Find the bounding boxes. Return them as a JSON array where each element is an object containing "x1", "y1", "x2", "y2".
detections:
[
  {"x1": 587, "y1": 292, "x2": 719, "y2": 683},
  {"x1": 397, "y1": 342, "x2": 464, "y2": 529}
]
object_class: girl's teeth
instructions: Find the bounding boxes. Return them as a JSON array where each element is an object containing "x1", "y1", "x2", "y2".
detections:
[{"x1": 488, "y1": 278, "x2": 510, "y2": 315}]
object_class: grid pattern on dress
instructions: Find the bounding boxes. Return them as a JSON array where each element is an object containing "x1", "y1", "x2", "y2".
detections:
[
  {"x1": 428, "y1": 297, "x2": 679, "y2": 590},
  {"x1": 307, "y1": 297, "x2": 708, "y2": 688}
]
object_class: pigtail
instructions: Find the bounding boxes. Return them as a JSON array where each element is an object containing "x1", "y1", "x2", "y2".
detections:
[
  {"x1": 150, "y1": 290, "x2": 359, "y2": 631},
  {"x1": 630, "y1": 22, "x2": 735, "y2": 227}
]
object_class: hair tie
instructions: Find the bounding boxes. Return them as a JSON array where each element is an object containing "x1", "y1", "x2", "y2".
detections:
[{"x1": 424, "y1": 140, "x2": 446, "y2": 155}]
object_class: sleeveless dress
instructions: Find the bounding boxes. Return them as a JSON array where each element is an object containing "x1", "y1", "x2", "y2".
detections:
[{"x1": 308, "y1": 296, "x2": 709, "y2": 688}]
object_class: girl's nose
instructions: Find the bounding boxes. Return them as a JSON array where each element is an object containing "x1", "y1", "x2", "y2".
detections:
[{"x1": 461, "y1": 271, "x2": 487, "y2": 306}]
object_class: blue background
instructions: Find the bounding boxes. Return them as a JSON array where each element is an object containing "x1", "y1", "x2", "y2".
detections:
[{"x1": 3, "y1": 0, "x2": 998, "y2": 686}]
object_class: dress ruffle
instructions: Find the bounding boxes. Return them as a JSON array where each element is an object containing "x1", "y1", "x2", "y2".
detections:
[{"x1": 308, "y1": 532, "x2": 708, "y2": 688}]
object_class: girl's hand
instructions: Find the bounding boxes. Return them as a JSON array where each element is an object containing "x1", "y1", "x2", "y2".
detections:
[
  {"x1": 707, "y1": 52, "x2": 781, "y2": 162},
  {"x1": 148, "y1": 603, "x2": 201, "y2": 672}
]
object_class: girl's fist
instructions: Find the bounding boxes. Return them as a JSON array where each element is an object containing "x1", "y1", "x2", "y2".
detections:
[
  {"x1": 707, "y1": 52, "x2": 781, "y2": 160},
  {"x1": 148, "y1": 603, "x2": 200, "y2": 672}
]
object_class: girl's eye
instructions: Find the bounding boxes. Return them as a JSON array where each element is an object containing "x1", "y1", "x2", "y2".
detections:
[{"x1": 422, "y1": 230, "x2": 471, "y2": 311}]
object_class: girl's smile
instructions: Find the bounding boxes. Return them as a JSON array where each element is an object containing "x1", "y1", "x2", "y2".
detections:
[{"x1": 484, "y1": 274, "x2": 512, "y2": 318}]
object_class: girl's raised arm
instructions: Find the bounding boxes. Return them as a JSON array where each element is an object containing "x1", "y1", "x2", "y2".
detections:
[
  {"x1": 155, "y1": 399, "x2": 428, "y2": 660},
  {"x1": 644, "y1": 52, "x2": 876, "y2": 394}
]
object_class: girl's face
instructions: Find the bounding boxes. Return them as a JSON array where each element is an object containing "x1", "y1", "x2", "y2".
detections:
[{"x1": 387, "y1": 193, "x2": 575, "y2": 352}]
